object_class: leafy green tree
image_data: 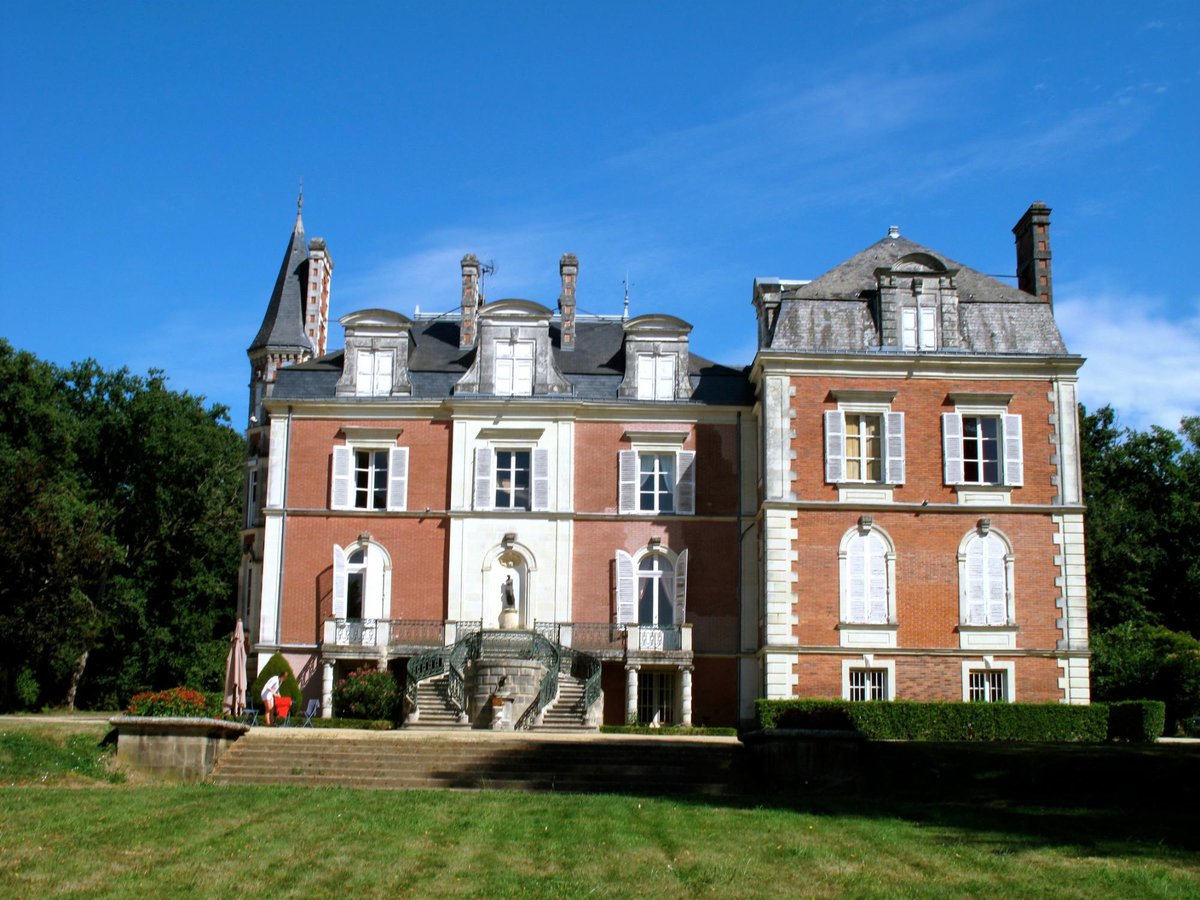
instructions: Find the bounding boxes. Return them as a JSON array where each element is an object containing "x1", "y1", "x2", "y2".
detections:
[{"x1": 0, "y1": 341, "x2": 243, "y2": 710}]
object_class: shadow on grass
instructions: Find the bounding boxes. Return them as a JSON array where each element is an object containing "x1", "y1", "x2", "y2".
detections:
[{"x1": 433, "y1": 736, "x2": 1200, "y2": 858}]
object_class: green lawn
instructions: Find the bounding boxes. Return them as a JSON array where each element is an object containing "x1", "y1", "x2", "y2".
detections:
[{"x1": 1, "y1": 724, "x2": 1198, "y2": 897}]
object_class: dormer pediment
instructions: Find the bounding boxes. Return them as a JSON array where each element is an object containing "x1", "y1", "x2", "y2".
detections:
[
  {"x1": 339, "y1": 309, "x2": 414, "y2": 334},
  {"x1": 479, "y1": 298, "x2": 555, "y2": 321},
  {"x1": 335, "y1": 308, "x2": 413, "y2": 398},
  {"x1": 623, "y1": 313, "x2": 693, "y2": 339}
]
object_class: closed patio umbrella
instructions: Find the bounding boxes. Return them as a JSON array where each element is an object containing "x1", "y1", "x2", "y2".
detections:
[{"x1": 222, "y1": 618, "x2": 247, "y2": 717}]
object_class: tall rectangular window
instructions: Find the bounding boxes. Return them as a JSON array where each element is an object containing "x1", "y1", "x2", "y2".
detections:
[
  {"x1": 968, "y1": 670, "x2": 1007, "y2": 702},
  {"x1": 495, "y1": 341, "x2": 534, "y2": 396},
  {"x1": 844, "y1": 414, "x2": 882, "y2": 482},
  {"x1": 962, "y1": 416, "x2": 1001, "y2": 484},
  {"x1": 494, "y1": 450, "x2": 531, "y2": 510},
  {"x1": 354, "y1": 450, "x2": 389, "y2": 510},
  {"x1": 849, "y1": 669, "x2": 887, "y2": 701},
  {"x1": 638, "y1": 453, "x2": 676, "y2": 513}
]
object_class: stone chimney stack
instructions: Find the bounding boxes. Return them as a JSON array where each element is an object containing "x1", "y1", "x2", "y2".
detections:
[
  {"x1": 460, "y1": 254, "x2": 481, "y2": 348},
  {"x1": 1013, "y1": 202, "x2": 1053, "y2": 307},
  {"x1": 559, "y1": 253, "x2": 578, "y2": 351},
  {"x1": 305, "y1": 237, "x2": 333, "y2": 356}
]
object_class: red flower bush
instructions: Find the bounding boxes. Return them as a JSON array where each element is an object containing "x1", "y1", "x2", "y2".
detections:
[{"x1": 126, "y1": 686, "x2": 214, "y2": 718}]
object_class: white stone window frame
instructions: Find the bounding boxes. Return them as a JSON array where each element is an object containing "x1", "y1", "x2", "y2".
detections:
[
  {"x1": 825, "y1": 396, "x2": 904, "y2": 501},
  {"x1": 332, "y1": 537, "x2": 393, "y2": 623},
  {"x1": 837, "y1": 519, "x2": 898, "y2": 649},
  {"x1": 473, "y1": 431, "x2": 550, "y2": 512},
  {"x1": 841, "y1": 656, "x2": 897, "y2": 701},
  {"x1": 494, "y1": 338, "x2": 535, "y2": 397},
  {"x1": 943, "y1": 398, "x2": 1023, "y2": 504},
  {"x1": 961, "y1": 657, "x2": 1015, "y2": 703},
  {"x1": 957, "y1": 523, "x2": 1018, "y2": 649},
  {"x1": 617, "y1": 431, "x2": 695, "y2": 516},
  {"x1": 330, "y1": 430, "x2": 409, "y2": 512}
]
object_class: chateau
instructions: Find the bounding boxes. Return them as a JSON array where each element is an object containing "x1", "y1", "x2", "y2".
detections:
[{"x1": 239, "y1": 202, "x2": 1089, "y2": 727}]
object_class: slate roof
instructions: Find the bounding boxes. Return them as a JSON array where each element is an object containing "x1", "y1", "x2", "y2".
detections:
[
  {"x1": 271, "y1": 315, "x2": 754, "y2": 406},
  {"x1": 769, "y1": 233, "x2": 1069, "y2": 355},
  {"x1": 248, "y1": 212, "x2": 316, "y2": 355}
]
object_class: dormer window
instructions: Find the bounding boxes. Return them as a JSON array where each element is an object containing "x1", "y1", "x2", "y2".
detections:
[
  {"x1": 636, "y1": 353, "x2": 675, "y2": 401},
  {"x1": 495, "y1": 339, "x2": 534, "y2": 396},
  {"x1": 355, "y1": 349, "x2": 394, "y2": 396}
]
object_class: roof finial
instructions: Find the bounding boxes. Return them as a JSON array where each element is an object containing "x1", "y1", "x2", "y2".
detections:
[
  {"x1": 888, "y1": 225, "x2": 900, "y2": 239},
  {"x1": 622, "y1": 272, "x2": 632, "y2": 320},
  {"x1": 297, "y1": 179, "x2": 304, "y2": 220}
]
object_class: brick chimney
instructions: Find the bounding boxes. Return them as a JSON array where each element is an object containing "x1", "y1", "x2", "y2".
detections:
[
  {"x1": 305, "y1": 237, "x2": 333, "y2": 356},
  {"x1": 1013, "y1": 202, "x2": 1052, "y2": 306},
  {"x1": 460, "y1": 254, "x2": 481, "y2": 348},
  {"x1": 559, "y1": 253, "x2": 578, "y2": 351}
]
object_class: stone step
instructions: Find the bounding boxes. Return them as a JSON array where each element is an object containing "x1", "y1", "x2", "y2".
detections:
[{"x1": 210, "y1": 731, "x2": 743, "y2": 795}]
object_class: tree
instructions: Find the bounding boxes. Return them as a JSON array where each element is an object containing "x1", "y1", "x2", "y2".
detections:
[{"x1": 0, "y1": 341, "x2": 243, "y2": 710}]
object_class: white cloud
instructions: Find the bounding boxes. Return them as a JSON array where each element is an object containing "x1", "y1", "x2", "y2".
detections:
[{"x1": 1055, "y1": 287, "x2": 1200, "y2": 431}]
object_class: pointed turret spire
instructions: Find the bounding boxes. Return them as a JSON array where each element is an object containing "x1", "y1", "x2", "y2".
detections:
[{"x1": 248, "y1": 208, "x2": 315, "y2": 355}]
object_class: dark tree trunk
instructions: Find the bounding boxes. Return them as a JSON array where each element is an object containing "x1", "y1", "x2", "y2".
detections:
[{"x1": 66, "y1": 649, "x2": 89, "y2": 711}]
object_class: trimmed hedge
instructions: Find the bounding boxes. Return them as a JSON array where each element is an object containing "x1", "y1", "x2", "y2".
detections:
[
  {"x1": 1106, "y1": 700, "x2": 1165, "y2": 742},
  {"x1": 599, "y1": 725, "x2": 738, "y2": 737},
  {"x1": 126, "y1": 686, "x2": 215, "y2": 717},
  {"x1": 755, "y1": 699, "x2": 1109, "y2": 742}
]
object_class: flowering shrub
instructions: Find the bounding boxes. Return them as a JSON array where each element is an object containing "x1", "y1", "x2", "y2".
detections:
[
  {"x1": 333, "y1": 667, "x2": 400, "y2": 721},
  {"x1": 126, "y1": 686, "x2": 213, "y2": 718}
]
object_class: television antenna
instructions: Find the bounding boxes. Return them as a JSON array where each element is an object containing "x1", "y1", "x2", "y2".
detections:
[{"x1": 480, "y1": 259, "x2": 497, "y2": 301}]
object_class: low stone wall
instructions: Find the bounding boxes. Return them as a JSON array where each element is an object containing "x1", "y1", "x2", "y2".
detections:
[
  {"x1": 468, "y1": 660, "x2": 545, "y2": 728},
  {"x1": 740, "y1": 729, "x2": 866, "y2": 789},
  {"x1": 110, "y1": 716, "x2": 249, "y2": 781}
]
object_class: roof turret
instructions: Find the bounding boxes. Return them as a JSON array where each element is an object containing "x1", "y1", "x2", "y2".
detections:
[{"x1": 248, "y1": 204, "x2": 316, "y2": 355}]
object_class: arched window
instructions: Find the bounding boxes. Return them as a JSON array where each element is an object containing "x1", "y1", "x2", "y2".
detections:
[
  {"x1": 332, "y1": 540, "x2": 392, "y2": 622},
  {"x1": 839, "y1": 521, "x2": 895, "y2": 625},
  {"x1": 614, "y1": 547, "x2": 688, "y2": 627},
  {"x1": 959, "y1": 527, "x2": 1013, "y2": 626},
  {"x1": 638, "y1": 554, "x2": 675, "y2": 627}
]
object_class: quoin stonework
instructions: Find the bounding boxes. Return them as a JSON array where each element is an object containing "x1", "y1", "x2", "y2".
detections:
[{"x1": 238, "y1": 201, "x2": 1089, "y2": 727}]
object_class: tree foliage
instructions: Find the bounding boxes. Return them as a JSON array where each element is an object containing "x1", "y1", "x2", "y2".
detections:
[
  {"x1": 1082, "y1": 405, "x2": 1200, "y2": 732},
  {"x1": 0, "y1": 341, "x2": 243, "y2": 710}
]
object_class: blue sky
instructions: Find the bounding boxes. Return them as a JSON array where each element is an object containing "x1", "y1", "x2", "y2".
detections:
[{"x1": 4, "y1": 1, "x2": 1197, "y2": 432}]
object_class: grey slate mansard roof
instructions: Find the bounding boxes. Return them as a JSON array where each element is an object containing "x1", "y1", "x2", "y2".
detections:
[
  {"x1": 769, "y1": 233, "x2": 1069, "y2": 355},
  {"x1": 271, "y1": 315, "x2": 755, "y2": 406},
  {"x1": 248, "y1": 212, "x2": 316, "y2": 356}
]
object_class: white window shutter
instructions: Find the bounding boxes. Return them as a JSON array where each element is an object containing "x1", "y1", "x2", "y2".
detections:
[
  {"x1": 885, "y1": 412, "x2": 905, "y2": 484},
  {"x1": 473, "y1": 447, "x2": 494, "y2": 510},
  {"x1": 868, "y1": 537, "x2": 888, "y2": 623},
  {"x1": 943, "y1": 413, "x2": 964, "y2": 485},
  {"x1": 919, "y1": 306, "x2": 937, "y2": 350},
  {"x1": 986, "y1": 537, "x2": 1008, "y2": 625},
  {"x1": 675, "y1": 450, "x2": 696, "y2": 515},
  {"x1": 374, "y1": 351, "x2": 393, "y2": 396},
  {"x1": 331, "y1": 446, "x2": 352, "y2": 509},
  {"x1": 655, "y1": 355, "x2": 675, "y2": 401},
  {"x1": 1004, "y1": 414, "x2": 1024, "y2": 486},
  {"x1": 615, "y1": 550, "x2": 636, "y2": 624},
  {"x1": 531, "y1": 447, "x2": 550, "y2": 511},
  {"x1": 824, "y1": 410, "x2": 845, "y2": 483},
  {"x1": 514, "y1": 355, "x2": 534, "y2": 395},
  {"x1": 965, "y1": 539, "x2": 986, "y2": 625},
  {"x1": 847, "y1": 536, "x2": 867, "y2": 623},
  {"x1": 386, "y1": 447, "x2": 409, "y2": 511},
  {"x1": 673, "y1": 549, "x2": 689, "y2": 625},
  {"x1": 901, "y1": 308, "x2": 917, "y2": 350},
  {"x1": 618, "y1": 450, "x2": 638, "y2": 513},
  {"x1": 355, "y1": 350, "x2": 373, "y2": 395},
  {"x1": 636, "y1": 354, "x2": 653, "y2": 399},
  {"x1": 332, "y1": 544, "x2": 348, "y2": 618}
]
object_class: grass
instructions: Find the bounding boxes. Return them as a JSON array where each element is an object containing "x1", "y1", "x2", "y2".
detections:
[{"x1": 1, "y1": 723, "x2": 1198, "y2": 897}]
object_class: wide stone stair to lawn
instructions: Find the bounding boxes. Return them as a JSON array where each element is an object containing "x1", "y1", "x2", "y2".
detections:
[{"x1": 209, "y1": 729, "x2": 745, "y2": 795}]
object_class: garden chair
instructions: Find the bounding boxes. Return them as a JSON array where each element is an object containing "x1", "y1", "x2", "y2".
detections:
[
  {"x1": 241, "y1": 706, "x2": 259, "y2": 727},
  {"x1": 298, "y1": 698, "x2": 320, "y2": 727}
]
